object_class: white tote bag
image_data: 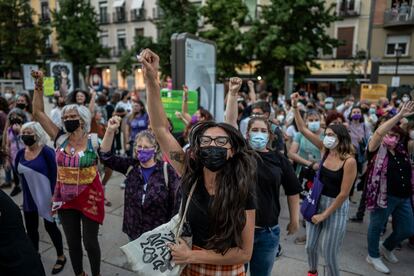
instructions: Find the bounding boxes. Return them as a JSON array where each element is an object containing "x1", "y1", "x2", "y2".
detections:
[{"x1": 120, "y1": 184, "x2": 196, "y2": 275}]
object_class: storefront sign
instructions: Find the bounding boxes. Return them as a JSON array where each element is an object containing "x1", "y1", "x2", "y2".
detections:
[
  {"x1": 309, "y1": 60, "x2": 371, "y2": 75},
  {"x1": 360, "y1": 84, "x2": 387, "y2": 101},
  {"x1": 379, "y1": 65, "x2": 414, "y2": 75},
  {"x1": 161, "y1": 89, "x2": 198, "y2": 132}
]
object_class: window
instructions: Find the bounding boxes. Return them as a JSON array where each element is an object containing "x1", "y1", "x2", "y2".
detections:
[
  {"x1": 117, "y1": 30, "x2": 127, "y2": 55},
  {"x1": 385, "y1": 35, "x2": 410, "y2": 56},
  {"x1": 41, "y1": 1, "x2": 50, "y2": 21},
  {"x1": 135, "y1": 28, "x2": 144, "y2": 38},
  {"x1": 336, "y1": 27, "x2": 355, "y2": 58},
  {"x1": 116, "y1": 7, "x2": 126, "y2": 22},
  {"x1": 244, "y1": 0, "x2": 257, "y2": 22},
  {"x1": 99, "y1": 1, "x2": 109, "y2": 23},
  {"x1": 100, "y1": 31, "x2": 109, "y2": 48}
]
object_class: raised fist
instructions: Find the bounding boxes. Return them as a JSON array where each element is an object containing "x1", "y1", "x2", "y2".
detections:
[
  {"x1": 229, "y1": 77, "x2": 242, "y2": 96},
  {"x1": 290, "y1": 92, "x2": 300, "y2": 107},
  {"x1": 31, "y1": 70, "x2": 43, "y2": 79},
  {"x1": 107, "y1": 116, "x2": 122, "y2": 132},
  {"x1": 138, "y1": 49, "x2": 159, "y2": 81},
  {"x1": 247, "y1": 80, "x2": 254, "y2": 90}
]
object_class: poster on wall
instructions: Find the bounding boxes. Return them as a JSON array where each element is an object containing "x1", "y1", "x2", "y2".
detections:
[
  {"x1": 50, "y1": 61, "x2": 74, "y2": 98},
  {"x1": 89, "y1": 67, "x2": 103, "y2": 91},
  {"x1": 43, "y1": 77, "x2": 55, "y2": 97},
  {"x1": 161, "y1": 89, "x2": 199, "y2": 133},
  {"x1": 22, "y1": 64, "x2": 39, "y2": 90}
]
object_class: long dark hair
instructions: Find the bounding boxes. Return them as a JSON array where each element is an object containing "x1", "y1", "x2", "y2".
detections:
[
  {"x1": 325, "y1": 124, "x2": 355, "y2": 160},
  {"x1": 182, "y1": 121, "x2": 257, "y2": 254}
]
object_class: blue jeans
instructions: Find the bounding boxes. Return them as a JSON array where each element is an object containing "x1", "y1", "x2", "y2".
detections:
[
  {"x1": 249, "y1": 225, "x2": 280, "y2": 276},
  {"x1": 368, "y1": 195, "x2": 414, "y2": 258}
]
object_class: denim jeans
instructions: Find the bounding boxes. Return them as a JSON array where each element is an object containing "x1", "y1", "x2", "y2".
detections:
[
  {"x1": 249, "y1": 225, "x2": 280, "y2": 276},
  {"x1": 368, "y1": 195, "x2": 414, "y2": 258}
]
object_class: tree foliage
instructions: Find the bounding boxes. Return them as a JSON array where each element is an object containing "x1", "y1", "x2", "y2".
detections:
[
  {"x1": 199, "y1": 0, "x2": 249, "y2": 81},
  {"x1": 243, "y1": 0, "x2": 340, "y2": 89},
  {"x1": 52, "y1": 0, "x2": 108, "y2": 83},
  {"x1": 117, "y1": 35, "x2": 156, "y2": 78},
  {"x1": 156, "y1": 0, "x2": 198, "y2": 77},
  {"x1": 0, "y1": 0, "x2": 44, "y2": 78}
]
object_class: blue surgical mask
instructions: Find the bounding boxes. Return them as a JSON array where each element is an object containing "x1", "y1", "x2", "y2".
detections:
[
  {"x1": 249, "y1": 132, "x2": 269, "y2": 151},
  {"x1": 308, "y1": 121, "x2": 320, "y2": 132},
  {"x1": 369, "y1": 108, "x2": 376, "y2": 115},
  {"x1": 325, "y1": 103, "x2": 333, "y2": 110}
]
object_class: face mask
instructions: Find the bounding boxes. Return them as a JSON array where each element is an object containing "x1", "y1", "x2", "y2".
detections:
[
  {"x1": 4, "y1": 93, "x2": 13, "y2": 100},
  {"x1": 21, "y1": 135, "x2": 36, "y2": 146},
  {"x1": 323, "y1": 136, "x2": 338, "y2": 149},
  {"x1": 16, "y1": 103, "x2": 26, "y2": 110},
  {"x1": 191, "y1": 115, "x2": 199, "y2": 125},
  {"x1": 137, "y1": 148, "x2": 155, "y2": 163},
  {"x1": 369, "y1": 108, "x2": 376, "y2": 115},
  {"x1": 351, "y1": 114, "x2": 362, "y2": 121},
  {"x1": 410, "y1": 130, "x2": 414, "y2": 140},
  {"x1": 402, "y1": 96, "x2": 410, "y2": 103},
  {"x1": 64, "y1": 119, "x2": 80, "y2": 133},
  {"x1": 325, "y1": 103, "x2": 333, "y2": 110},
  {"x1": 57, "y1": 101, "x2": 65, "y2": 108},
  {"x1": 197, "y1": 146, "x2": 228, "y2": 172},
  {"x1": 249, "y1": 132, "x2": 269, "y2": 151},
  {"x1": 276, "y1": 115, "x2": 285, "y2": 122},
  {"x1": 308, "y1": 121, "x2": 320, "y2": 132},
  {"x1": 383, "y1": 135, "x2": 398, "y2": 149}
]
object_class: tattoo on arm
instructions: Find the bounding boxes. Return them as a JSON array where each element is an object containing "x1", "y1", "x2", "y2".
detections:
[{"x1": 170, "y1": 151, "x2": 185, "y2": 164}]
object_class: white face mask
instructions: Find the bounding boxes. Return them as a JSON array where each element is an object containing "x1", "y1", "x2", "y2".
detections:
[
  {"x1": 276, "y1": 115, "x2": 285, "y2": 122},
  {"x1": 410, "y1": 130, "x2": 414, "y2": 140},
  {"x1": 323, "y1": 136, "x2": 338, "y2": 149},
  {"x1": 402, "y1": 96, "x2": 410, "y2": 103}
]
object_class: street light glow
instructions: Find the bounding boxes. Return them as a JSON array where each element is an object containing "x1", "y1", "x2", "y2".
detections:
[{"x1": 257, "y1": 76, "x2": 262, "y2": 80}]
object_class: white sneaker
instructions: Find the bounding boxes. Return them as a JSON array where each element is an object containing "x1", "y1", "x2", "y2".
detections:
[
  {"x1": 380, "y1": 242, "x2": 399, "y2": 263},
  {"x1": 366, "y1": 255, "x2": 390, "y2": 274}
]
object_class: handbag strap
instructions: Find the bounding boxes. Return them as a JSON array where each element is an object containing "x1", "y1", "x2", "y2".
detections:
[{"x1": 175, "y1": 183, "x2": 197, "y2": 240}]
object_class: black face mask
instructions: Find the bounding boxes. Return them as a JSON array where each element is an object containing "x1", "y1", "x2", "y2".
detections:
[
  {"x1": 16, "y1": 103, "x2": 27, "y2": 110},
  {"x1": 64, "y1": 119, "x2": 80, "y2": 133},
  {"x1": 57, "y1": 101, "x2": 65, "y2": 107},
  {"x1": 197, "y1": 146, "x2": 229, "y2": 172},
  {"x1": 21, "y1": 135, "x2": 36, "y2": 146}
]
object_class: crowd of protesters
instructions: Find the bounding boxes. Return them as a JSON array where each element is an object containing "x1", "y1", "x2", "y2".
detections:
[{"x1": 0, "y1": 48, "x2": 413, "y2": 276}]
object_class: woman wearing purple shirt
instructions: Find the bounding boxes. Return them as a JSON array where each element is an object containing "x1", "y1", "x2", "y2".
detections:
[
  {"x1": 123, "y1": 99, "x2": 149, "y2": 157},
  {"x1": 100, "y1": 117, "x2": 181, "y2": 240}
]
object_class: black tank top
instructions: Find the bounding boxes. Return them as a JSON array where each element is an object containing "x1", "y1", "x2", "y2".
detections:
[{"x1": 320, "y1": 159, "x2": 349, "y2": 198}]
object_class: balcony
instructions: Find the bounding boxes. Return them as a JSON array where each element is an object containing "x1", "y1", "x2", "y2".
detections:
[
  {"x1": 39, "y1": 13, "x2": 51, "y2": 24},
  {"x1": 152, "y1": 7, "x2": 164, "y2": 20},
  {"x1": 99, "y1": 13, "x2": 110, "y2": 24},
  {"x1": 338, "y1": 0, "x2": 361, "y2": 18},
  {"x1": 384, "y1": 6, "x2": 414, "y2": 27},
  {"x1": 130, "y1": 9, "x2": 146, "y2": 22},
  {"x1": 113, "y1": 11, "x2": 127, "y2": 23},
  {"x1": 112, "y1": 47, "x2": 128, "y2": 57}
]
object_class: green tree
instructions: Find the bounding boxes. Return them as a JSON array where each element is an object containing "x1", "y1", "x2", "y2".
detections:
[
  {"x1": 345, "y1": 50, "x2": 366, "y2": 98},
  {"x1": 200, "y1": 0, "x2": 249, "y2": 81},
  {"x1": 117, "y1": 35, "x2": 156, "y2": 79},
  {"x1": 0, "y1": 0, "x2": 44, "y2": 78},
  {"x1": 243, "y1": 0, "x2": 340, "y2": 89},
  {"x1": 156, "y1": 0, "x2": 198, "y2": 77},
  {"x1": 52, "y1": 0, "x2": 108, "y2": 86}
]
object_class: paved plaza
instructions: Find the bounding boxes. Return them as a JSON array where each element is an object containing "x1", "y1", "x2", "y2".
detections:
[{"x1": 4, "y1": 170, "x2": 414, "y2": 276}]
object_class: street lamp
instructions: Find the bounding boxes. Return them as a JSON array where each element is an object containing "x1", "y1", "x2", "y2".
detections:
[{"x1": 395, "y1": 46, "x2": 403, "y2": 76}]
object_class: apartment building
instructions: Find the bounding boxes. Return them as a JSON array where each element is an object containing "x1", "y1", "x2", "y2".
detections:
[
  {"x1": 303, "y1": 0, "x2": 373, "y2": 96},
  {"x1": 370, "y1": 0, "x2": 414, "y2": 89},
  {"x1": 30, "y1": 0, "x2": 59, "y2": 58}
]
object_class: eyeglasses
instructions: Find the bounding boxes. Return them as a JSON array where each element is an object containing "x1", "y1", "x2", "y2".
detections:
[{"x1": 199, "y1": 135, "x2": 230, "y2": 147}]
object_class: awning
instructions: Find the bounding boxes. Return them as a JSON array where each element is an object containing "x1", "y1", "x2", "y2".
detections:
[
  {"x1": 131, "y1": 0, "x2": 144, "y2": 10},
  {"x1": 113, "y1": 0, "x2": 125, "y2": 8}
]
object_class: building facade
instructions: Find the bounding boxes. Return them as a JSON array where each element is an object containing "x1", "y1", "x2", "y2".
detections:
[
  {"x1": 303, "y1": 0, "x2": 373, "y2": 97},
  {"x1": 370, "y1": 0, "x2": 414, "y2": 91}
]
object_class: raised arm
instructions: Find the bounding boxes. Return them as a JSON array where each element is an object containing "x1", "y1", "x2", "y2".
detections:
[
  {"x1": 31, "y1": 71, "x2": 59, "y2": 140},
  {"x1": 369, "y1": 101, "x2": 414, "y2": 152},
  {"x1": 139, "y1": 49, "x2": 185, "y2": 176},
  {"x1": 291, "y1": 93, "x2": 324, "y2": 150},
  {"x1": 247, "y1": 80, "x2": 256, "y2": 104},
  {"x1": 88, "y1": 89, "x2": 96, "y2": 114},
  {"x1": 224, "y1": 77, "x2": 242, "y2": 129},
  {"x1": 100, "y1": 116, "x2": 121, "y2": 153},
  {"x1": 181, "y1": 85, "x2": 192, "y2": 124}
]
